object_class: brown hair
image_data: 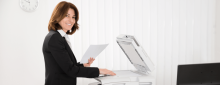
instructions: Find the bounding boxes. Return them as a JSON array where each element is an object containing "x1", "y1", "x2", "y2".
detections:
[{"x1": 48, "y1": 1, "x2": 79, "y2": 35}]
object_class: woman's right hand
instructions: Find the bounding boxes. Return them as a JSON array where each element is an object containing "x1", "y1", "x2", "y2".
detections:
[{"x1": 99, "y1": 68, "x2": 116, "y2": 76}]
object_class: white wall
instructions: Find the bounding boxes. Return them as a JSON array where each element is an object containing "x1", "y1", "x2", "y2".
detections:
[
  {"x1": 215, "y1": 0, "x2": 220, "y2": 62},
  {"x1": 0, "y1": 0, "x2": 219, "y2": 85},
  {"x1": 0, "y1": 0, "x2": 49, "y2": 85}
]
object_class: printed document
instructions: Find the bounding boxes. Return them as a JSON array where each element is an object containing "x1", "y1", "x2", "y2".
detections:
[{"x1": 80, "y1": 44, "x2": 108, "y2": 63}]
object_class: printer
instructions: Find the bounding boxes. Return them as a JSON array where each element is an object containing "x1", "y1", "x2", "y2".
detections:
[{"x1": 89, "y1": 34, "x2": 155, "y2": 85}]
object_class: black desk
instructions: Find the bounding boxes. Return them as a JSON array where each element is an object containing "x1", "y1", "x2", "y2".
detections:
[{"x1": 177, "y1": 63, "x2": 220, "y2": 85}]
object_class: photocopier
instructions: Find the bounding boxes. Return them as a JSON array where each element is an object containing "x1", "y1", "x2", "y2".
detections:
[{"x1": 89, "y1": 34, "x2": 155, "y2": 85}]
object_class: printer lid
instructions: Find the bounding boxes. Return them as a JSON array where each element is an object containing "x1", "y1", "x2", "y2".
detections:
[{"x1": 116, "y1": 34, "x2": 154, "y2": 74}]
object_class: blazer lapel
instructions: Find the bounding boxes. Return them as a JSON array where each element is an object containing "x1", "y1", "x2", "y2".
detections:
[
  {"x1": 62, "y1": 37, "x2": 77, "y2": 64},
  {"x1": 53, "y1": 30, "x2": 77, "y2": 64}
]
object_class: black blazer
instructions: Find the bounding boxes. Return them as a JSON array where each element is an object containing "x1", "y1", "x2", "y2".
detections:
[{"x1": 42, "y1": 30, "x2": 99, "y2": 85}]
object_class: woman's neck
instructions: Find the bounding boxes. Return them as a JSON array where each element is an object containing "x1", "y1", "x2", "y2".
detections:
[{"x1": 62, "y1": 29, "x2": 68, "y2": 33}]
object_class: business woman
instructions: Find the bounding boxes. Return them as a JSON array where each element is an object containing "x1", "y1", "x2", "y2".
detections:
[{"x1": 42, "y1": 1, "x2": 115, "y2": 85}]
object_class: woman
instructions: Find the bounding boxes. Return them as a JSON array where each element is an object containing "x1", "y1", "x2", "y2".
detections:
[{"x1": 42, "y1": 1, "x2": 115, "y2": 85}]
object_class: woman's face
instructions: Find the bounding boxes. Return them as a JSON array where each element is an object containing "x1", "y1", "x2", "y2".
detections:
[{"x1": 58, "y1": 8, "x2": 75, "y2": 33}]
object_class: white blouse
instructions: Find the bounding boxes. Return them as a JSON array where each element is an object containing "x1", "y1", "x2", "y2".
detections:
[{"x1": 57, "y1": 29, "x2": 72, "y2": 50}]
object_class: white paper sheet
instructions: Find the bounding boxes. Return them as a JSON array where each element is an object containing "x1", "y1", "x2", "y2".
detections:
[{"x1": 80, "y1": 44, "x2": 108, "y2": 63}]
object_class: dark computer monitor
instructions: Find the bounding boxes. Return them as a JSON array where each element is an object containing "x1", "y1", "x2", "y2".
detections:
[{"x1": 177, "y1": 63, "x2": 220, "y2": 85}]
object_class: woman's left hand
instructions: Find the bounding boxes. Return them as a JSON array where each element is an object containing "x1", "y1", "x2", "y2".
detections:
[{"x1": 83, "y1": 57, "x2": 95, "y2": 67}]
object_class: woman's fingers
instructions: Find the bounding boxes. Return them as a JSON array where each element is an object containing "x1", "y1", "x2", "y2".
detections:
[
  {"x1": 90, "y1": 57, "x2": 94, "y2": 61},
  {"x1": 99, "y1": 69, "x2": 116, "y2": 76},
  {"x1": 107, "y1": 71, "x2": 116, "y2": 76},
  {"x1": 88, "y1": 57, "x2": 95, "y2": 64},
  {"x1": 88, "y1": 58, "x2": 91, "y2": 63},
  {"x1": 106, "y1": 70, "x2": 116, "y2": 75}
]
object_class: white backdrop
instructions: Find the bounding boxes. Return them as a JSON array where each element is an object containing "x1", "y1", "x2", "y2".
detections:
[{"x1": 0, "y1": 0, "x2": 219, "y2": 85}]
